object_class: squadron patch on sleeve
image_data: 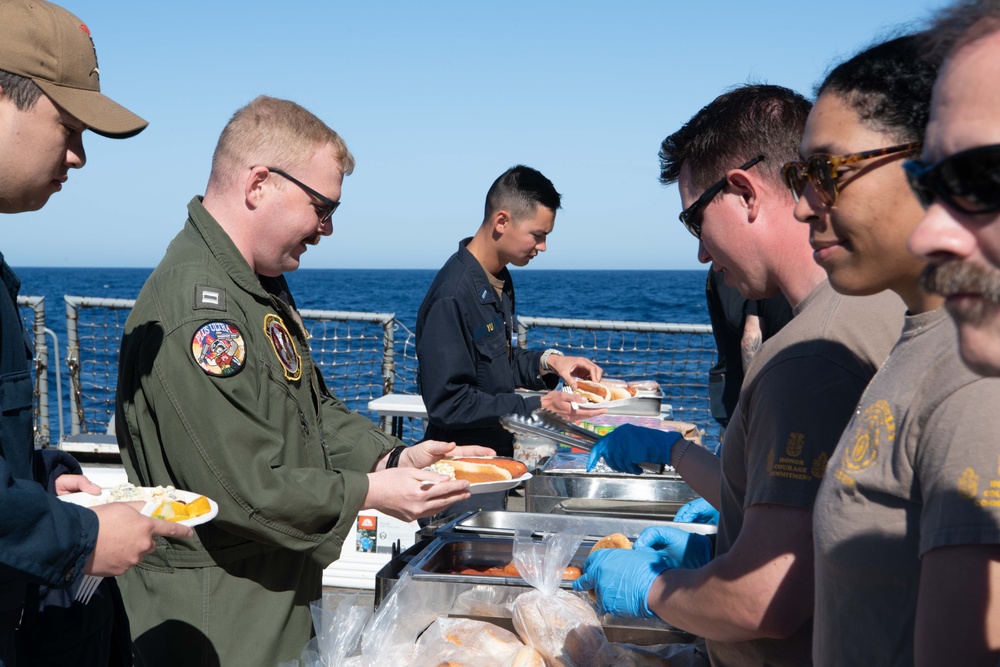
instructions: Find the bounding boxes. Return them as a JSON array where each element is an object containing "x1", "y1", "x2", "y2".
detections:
[
  {"x1": 191, "y1": 322, "x2": 246, "y2": 377},
  {"x1": 264, "y1": 313, "x2": 302, "y2": 381}
]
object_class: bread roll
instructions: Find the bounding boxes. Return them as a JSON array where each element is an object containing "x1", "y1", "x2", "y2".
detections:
[
  {"x1": 590, "y1": 533, "x2": 633, "y2": 553},
  {"x1": 505, "y1": 646, "x2": 545, "y2": 667},
  {"x1": 608, "y1": 385, "x2": 637, "y2": 401}
]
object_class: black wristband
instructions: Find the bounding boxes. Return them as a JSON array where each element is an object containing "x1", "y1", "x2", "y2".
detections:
[{"x1": 385, "y1": 445, "x2": 407, "y2": 469}]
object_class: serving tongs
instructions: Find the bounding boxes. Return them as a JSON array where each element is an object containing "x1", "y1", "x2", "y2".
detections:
[
  {"x1": 501, "y1": 410, "x2": 665, "y2": 474},
  {"x1": 499, "y1": 412, "x2": 598, "y2": 451}
]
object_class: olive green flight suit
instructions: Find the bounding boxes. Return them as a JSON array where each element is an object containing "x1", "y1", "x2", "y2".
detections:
[{"x1": 116, "y1": 197, "x2": 398, "y2": 667}]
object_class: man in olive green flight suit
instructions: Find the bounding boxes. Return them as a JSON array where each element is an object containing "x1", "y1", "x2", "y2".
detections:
[{"x1": 115, "y1": 96, "x2": 490, "y2": 667}]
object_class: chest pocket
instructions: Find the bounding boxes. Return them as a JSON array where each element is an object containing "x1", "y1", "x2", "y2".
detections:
[
  {"x1": 473, "y1": 313, "x2": 507, "y2": 360},
  {"x1": 0, "y1": 370, "x2": 34, "y2": 479}
]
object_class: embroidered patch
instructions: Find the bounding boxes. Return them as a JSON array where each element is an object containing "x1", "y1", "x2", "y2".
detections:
[
  {"x1": 191, "y1": 322, "x2": 246, "y2": 377},
  {"x1": 264, "y1": 313, "x2": 301, "y2": 381}
]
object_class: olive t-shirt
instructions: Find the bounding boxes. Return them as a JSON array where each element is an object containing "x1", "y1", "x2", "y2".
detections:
[
  {"x1": 813, "y1": 308, "x2": 1000, "y2": 666},
  {"x1": 709, "y1": 281, "x2": 904, "y2": 667}
]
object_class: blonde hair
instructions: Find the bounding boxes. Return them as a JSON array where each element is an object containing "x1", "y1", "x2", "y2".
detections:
[{"x1": 209, "y1": 95, "x2": 355, "y2": 189}]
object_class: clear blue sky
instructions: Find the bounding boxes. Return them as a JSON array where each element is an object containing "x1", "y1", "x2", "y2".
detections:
[{"x1": 10, "y1": 0, "x2": 949, "y2": 270}]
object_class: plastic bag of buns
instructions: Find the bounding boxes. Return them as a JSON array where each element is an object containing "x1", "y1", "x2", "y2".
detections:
[
  {"x1": 510, "y1": 528, "x2": 619, "y2": 666},
  {"x1": 411, "y1": 617, "x2": 535, "y2": 667}
]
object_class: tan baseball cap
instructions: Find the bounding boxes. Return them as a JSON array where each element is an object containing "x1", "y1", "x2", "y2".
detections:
[{"x1": 0, "y1": 0, "x2": 147, "y2": 138}]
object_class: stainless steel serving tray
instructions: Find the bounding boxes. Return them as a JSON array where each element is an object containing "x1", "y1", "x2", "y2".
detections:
[
  {"x1": 406, "y1": 536, "x2": 588, "y2": 590},
  {"x1": 525, "y1": 452, "x2": 700, "y2": 518},
  {"x1": 398, "y1": 535, "x2": 699, "y2": 646},
  {"x1": 437, "y1": 510, "x2": 716, "y2": 540}
]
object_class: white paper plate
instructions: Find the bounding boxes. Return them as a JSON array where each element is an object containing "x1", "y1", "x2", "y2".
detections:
[
  {"x1": 60, "y1": 487, "x2": 219, "y2": 527},
  {"x1": 421, "y1": 472, "x2": 533, "y2": 494},
  {"x1": 469, "y1": 472, "x2": 532, "y2": 494}
]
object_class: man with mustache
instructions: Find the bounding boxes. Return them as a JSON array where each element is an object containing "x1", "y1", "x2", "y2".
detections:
[
  {"x1": 907, "y1": 0, "x2": 1000, "y2": 378},
  {"x1": 789, "y1": 32, "x2": 1000, "y2": 665}
]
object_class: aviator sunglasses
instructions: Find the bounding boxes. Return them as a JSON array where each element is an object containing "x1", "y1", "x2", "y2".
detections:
[
  {"x1": 782, "y1": 142, "x2": 921, "y2": 207},
  {"x1": 266, "y1": 166, "x2": 341, "y2": 224},
  {"x1": 679, "y1": 155, "x2": 766, "y2": 238},
  {"x1": 903, "y1": 144, "x2": 1000, "y2": 215}
]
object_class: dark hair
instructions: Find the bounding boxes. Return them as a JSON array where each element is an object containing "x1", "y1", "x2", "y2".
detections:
[
  {"x1": 483, "y1": 165, "x2": 562, "y2": 223},
  {"x1": 0, "y1": 68, "x2": 42, "y2": 111},
  {"x1": 659, "y1": 84, "x2": 811, "y2": 191},
  {"x1": 817, "y1": 33, "x2": 943, "y2": 143},
  {"x1": 923, "y1": 0, "x2": 1000, "y2": 62}
]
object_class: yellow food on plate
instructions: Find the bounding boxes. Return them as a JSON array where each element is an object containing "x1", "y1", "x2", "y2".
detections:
[
  {"x1": 186, "y1": 495, "x2": 212, "y2": 517},
  {"x1": 151, "y1": 495, "x2": 212, "y2": 522}
]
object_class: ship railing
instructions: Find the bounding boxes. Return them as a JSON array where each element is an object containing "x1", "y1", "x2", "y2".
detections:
[
  {"x1": 41, "y1": 297, "x2": 719, "y2": 457},
  {"x1": 16, "y1": 296, "x2": 52, "y2": 447}
]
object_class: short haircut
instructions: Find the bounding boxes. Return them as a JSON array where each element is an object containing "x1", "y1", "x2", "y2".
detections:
[
  {"x1": 659, "y1": 84, "x2": 811, "y2": 191},
  {"x1": 210, "y1": 95, "x2": 355, "y2": 189},
  {"x1": 924, "y1": 0, "x2": 1000, "y2": 61},
  {"x1": 817, "y1": 33, "x2": 942, "y2": 144},
  {"x1": 483, "y1": 165, "x2": 562, "y2": 224},
  {"x1": 0, "y1": 68, "x2": 42, "y2": 111}
]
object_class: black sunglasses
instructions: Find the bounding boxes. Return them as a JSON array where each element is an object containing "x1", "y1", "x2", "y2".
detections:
[
  {"x1": 679, "y1": 155, "x2": 766, "y2": 238},
  {"x1": 266, "y1": 166, "x2": 341, "y2": 224},
  {"x1": 903, "y1": 144, "x2": 1000, "y2": 215}
]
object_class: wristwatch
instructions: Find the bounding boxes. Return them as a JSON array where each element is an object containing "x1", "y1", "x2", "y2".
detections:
[{"x1": 540, "y1": 348, "x2": 563, "y2": 373}]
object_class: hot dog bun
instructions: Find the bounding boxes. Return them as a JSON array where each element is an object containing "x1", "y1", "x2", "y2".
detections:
[
  {"x1": 590, "y1": 532, "x2": 633, "y2": 553},
  {"x1": 452, "y1": 457, "x2": 528, "y2": 478},
  {"x1": 448, "y1": 459, "x2": 512, "y2": 484},
  {"x1": 608, "y1": 385, "x2": 637, "y2": 401}
]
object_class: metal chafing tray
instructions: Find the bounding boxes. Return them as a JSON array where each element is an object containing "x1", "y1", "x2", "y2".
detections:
[
  {"x1": 406, "y1": 535, "x2": 587, "y2": 589},
  {"x1": 383, "y1": 534, "x2": 696, "y2": 646},
  {"x1": 525, "y1": 452, "x2": 700, "y2": 519},
  {"x1": 434, "y1": 510, "x2": 716, "y2": 541}
]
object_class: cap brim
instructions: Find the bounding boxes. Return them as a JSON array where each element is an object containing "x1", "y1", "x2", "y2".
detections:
[{"x1": 34, "y1": 80, "x2": 148, "y2": 139}]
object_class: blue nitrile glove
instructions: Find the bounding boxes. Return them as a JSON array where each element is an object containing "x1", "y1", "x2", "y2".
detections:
[
  {"x1": 635, "y1": 525, "x2": 713, "y2": 569},
  {"x1": 573, "y1": 548, "x2": 670, "y2": 619},
  {"x1": 673, "y1": 497, "x2": 719, "y2": 525},
  {"x1": 586, "y1": 424, "x2": 683, "y2": 474}
]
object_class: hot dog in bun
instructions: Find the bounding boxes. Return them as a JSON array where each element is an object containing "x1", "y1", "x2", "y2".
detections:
[
  {"x1": 572, "y1": 379, "x2": 612, "y2": 403},
  {"x1": 426, "y1": 457, "x2": 527, "y2": 484}
]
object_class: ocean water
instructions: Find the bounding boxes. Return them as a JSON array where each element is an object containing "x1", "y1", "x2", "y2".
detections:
[
  {"x1": 15, "y1": 266, "x2": 714, "y2": 442},
  {"x1": 17, "y1": 266, "x2": 711, "y2": 331}
]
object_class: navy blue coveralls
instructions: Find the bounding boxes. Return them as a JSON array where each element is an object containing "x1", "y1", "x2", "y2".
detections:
[
  {"x1": 416, "y1": 239, "x2": 557, "y2": 458},
  {"x1": 0, "y1": 256, "x2": 100, "y2": 666}
]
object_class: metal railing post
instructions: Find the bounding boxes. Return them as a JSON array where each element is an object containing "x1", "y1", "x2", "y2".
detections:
[{"x1": 65, "y1": 295, "x2": 83, "y2": 436}]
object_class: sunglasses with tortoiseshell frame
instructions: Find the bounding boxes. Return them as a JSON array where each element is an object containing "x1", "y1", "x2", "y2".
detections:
[{"x1": 782, "y1": 142, "x2": 922, "y2": 207}]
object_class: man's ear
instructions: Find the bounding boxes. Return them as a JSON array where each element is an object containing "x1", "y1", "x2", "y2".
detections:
[
  {"x1": 245, "y1": 166, "x2": 270, "y2": 210},
  {"x1": 492, "y1": 209, "x2": 512, "y2": 233},
  {"x1": 727, "y1": 169, "x2": 762, "y2": 222}
]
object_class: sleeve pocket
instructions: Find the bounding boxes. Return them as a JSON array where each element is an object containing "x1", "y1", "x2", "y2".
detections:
[{"x1": 0, "y1": 371, "x2": 33, "y2": 413}]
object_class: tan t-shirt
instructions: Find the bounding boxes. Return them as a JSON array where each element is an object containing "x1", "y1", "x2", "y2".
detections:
[
  {"x1": 709, "y1": 281, "x2": 904, "y2": 667},
  {"x1": 813, "y1": 307, "x2": 1000, "y2": 666}
]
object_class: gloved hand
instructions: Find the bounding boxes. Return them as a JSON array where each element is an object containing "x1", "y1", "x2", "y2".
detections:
[
  {"x1": 635, "y1": 525, "x2": 713, "y2": 569},
  {"x1": 673, "y1": 497, "x2": 720, "y2": 525},
  {"x1": 572, "y1": 547, "x2": 670, "y2": 619},
  {"x1": 586, "y1": 424, "x2": 683, "y2": 474}
]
